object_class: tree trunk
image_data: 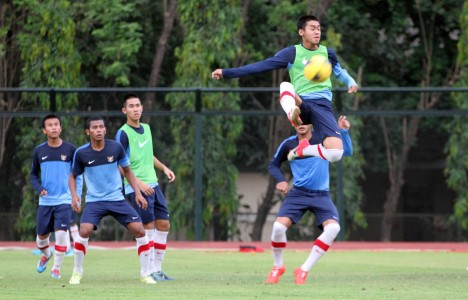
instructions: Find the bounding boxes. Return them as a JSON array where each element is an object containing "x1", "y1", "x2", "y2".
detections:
[{"x1": 143, "y1": 0, "x2": 177, "y2": 117}]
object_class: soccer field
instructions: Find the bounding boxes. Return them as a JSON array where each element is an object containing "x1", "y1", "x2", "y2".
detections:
[{"x1": 0, "y1": 249, "x2": 466, "y2": 300}]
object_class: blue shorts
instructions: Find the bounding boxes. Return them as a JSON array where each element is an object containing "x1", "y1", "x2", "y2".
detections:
[
  {"x1": 298, "y1": 97, "x2": 341, "y2": 143},
  {"x1": 36, "y1": 204, "x2": 71, "y2": 235},
  {"x1": 127, "y1": 186, "x2": 169, "y2": 224},
  {"x1": 277, "y1": 186, "x2": 339, "y2": 230},
  {"x1": 80, "y1": 200, "x2": 142, "y2": 230},
  {"x1": 70, "y1": 210, "x2": 78, "y2": 225}
]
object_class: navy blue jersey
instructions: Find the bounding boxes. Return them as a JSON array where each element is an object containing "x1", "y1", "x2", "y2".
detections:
[
  {"x1": 30, "y1": 140, "x2": 82, "y2": 206},
  {"x1": 268, "y1": 129, "x2": 353, "y2": 191},
  {"x1": 222, "y1": 45, "x2": 356, "y2": 101},
  {"x1": 72, "y1": 139, "x2": 129, "y2": 202}
]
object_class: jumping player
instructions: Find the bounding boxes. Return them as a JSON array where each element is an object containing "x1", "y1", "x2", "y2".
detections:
[{"x1": 212, "y1": 15, "x2": 358, "y2": 163}]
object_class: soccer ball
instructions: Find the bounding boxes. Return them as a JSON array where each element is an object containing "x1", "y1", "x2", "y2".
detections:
[{"x1": 303, "y1": 55, "x2": 332, "y2": 82}]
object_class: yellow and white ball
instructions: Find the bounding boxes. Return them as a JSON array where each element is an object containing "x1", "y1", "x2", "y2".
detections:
[{"x1": 303, "y1": 55, "x2": 332, "y2": 82}]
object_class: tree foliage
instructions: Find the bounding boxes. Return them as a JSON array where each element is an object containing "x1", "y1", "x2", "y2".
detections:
[{"x1": 166, "y1": 0, "x2": 243, "y2": 239}]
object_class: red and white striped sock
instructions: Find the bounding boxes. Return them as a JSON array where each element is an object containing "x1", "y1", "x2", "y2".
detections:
[
  {"x1": 73, "y1": 235, "x2": 88, "y2": 274},
  {"x1": 301, "y1": 223, "x2": 340, "y2": 271},
  {"x1": 271, "y1": 221, "x2": 288, "y2": 267},
  {"x1": 279, "y1": 82, "x2": 297, "y2": 115},
  {"x1": 36, "y1": 235, "x2": 51, "y2": 258},
  {"x1": 53, "y1": 230, "x2": 68, "y2": 271},
  {"x1": 136, "y1": 235, "x2": 151, "y2": 277},
  {"x1": 153, "y1": 230, "x2": 168, "y2": 272},
  {"x1": 301, "y1": 144, "x2": 344, "y2": 162}
]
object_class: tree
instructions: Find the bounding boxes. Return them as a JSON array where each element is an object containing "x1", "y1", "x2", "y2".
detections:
[
  {"x1": 445, "y1": 0, "x2": 468, "y2": 235},
  {"x1": 166, "y1": 0, "x2": 243, "y2": 240}
]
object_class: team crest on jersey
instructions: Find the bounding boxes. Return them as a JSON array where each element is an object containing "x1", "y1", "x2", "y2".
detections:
[
  {"x1": 107, "y1": 156, "x2": 114, "y2": 162},
  {"x1": 61, "y1": 155, "x2": 67, "y2": 161}
]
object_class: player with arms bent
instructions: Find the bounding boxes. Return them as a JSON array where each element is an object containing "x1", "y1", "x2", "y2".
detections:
[
  {"x1": 116, "y1": 94, "x2": 176, "y2": 281},
  {"x1": 212, "y1": 15, "x2": 358, "y2": 163},
  {"x1": 30, "y1": 114, "x2": 82, "y2": 279},
  {"x1": 266, "y1": 116, "x2": 353, "y2": 285},
  {"x1": 68, "y1": 116, "x2": 156, "y2": 285}
]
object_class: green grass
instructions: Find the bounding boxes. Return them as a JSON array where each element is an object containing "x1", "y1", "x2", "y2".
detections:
[{"x1": 0, "y1": 249, "x2": 467, "y2": 299}]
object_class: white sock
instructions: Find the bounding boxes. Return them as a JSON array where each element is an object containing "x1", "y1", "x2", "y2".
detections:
[
  {"x1": 145, "y1": 229, "x2": 155, "y2": 274},
  {"x1": 153, "y1": 230, "x2": 168, "y2": 272},
  {"x1": 65, "y1": 230, "x2": 72, "y2": 252},
  {"x1": 36, "y1": 235, "x2": 51, "y2": 258},
  {"x1": 279, "y1": 82, "x2": 297, "y2": 115},
  {"x1": 302, "y1": 144, "x2": 344, "y2": 162},
  {"x1": 301, "y1": 223, "x2": 340, "y2": 271},
  {"x1": 73, "y1": 235, "x2": 89, "y2": 274},
  {"x1": 271, "y1": 222, "x2": 288, "y2": 267},
  {"x1": 136, "y1": 235, "x2": 151, "y2": 277},
  {"x1": 70, "y1": 224, "x2": 79, "y2": 244},
  {"x1": 53, "y1": 230, "x2": 68, "y2": 271}
]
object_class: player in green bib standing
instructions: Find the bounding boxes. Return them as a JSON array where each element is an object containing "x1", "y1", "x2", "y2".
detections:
[
  {"x1": 116, "y1": 94, "x2": 176, "y2": 281},
  {"x1": 212, "y1": 15, "x2": 358, "y2": 163}
]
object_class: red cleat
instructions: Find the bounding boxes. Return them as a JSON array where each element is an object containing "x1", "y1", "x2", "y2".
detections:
[
  {"x1": 265, "y1": 265, "x2": 285, "y2": 284},
  {"x1": 288, "y1": 106, "x2": 302, "y2": 127},
  {"x1": 287, "y1": 138, "x2": 310, "y2": 161},
  {"x1": 294, "y1": 266, "x2": 309, "y2": 285}
]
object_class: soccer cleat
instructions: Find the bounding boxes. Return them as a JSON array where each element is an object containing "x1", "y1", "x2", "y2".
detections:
[
  {"x1": 36, "y1": 255, "x2": 51, "y2": 273},
  {"x1": 65, "y1": 248, "x2": 74, "y2": 257},
  {"x1": 294, "y1": 266, "x2": 309, "y2": 285},
  {"x1": 265, "y1": 265, "x2": 285, "y2": 284},
  {"x1": 140, "y1": 275, "x2": 158, "y2": 284},
  {"x1": 288, "y1": 106, "x2": 302, "y2": 127},
  {"x1": 287, "y1": 138, "x2": 310, "y2": 161},
  {"x1": 152, "y1": 271, "x2": 175, "y2": 281},
  {"x1": 69, "y1": 272, "x2": 82, "y2": 285},
  {"x1": 51, "y1": 269, "x2": 61, "y2": 279}
]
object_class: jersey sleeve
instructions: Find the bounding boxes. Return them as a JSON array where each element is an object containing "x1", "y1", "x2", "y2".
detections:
[
  {"x1": 327, "y1": 48, "x2": 357, "y2": 88},
  {"x1": 115, "y1": 129, "x2": 129, "y2": 149},
  {"x1": 340, "y1": 129, "x2": 353, "y2": 156},
  {"x1": 268, "y1": 139, "x2": 291, "y2": 183},
  {"x1": 116, "y1": 143, "x2": 130, "y2": 167},
  {"x1": 29, "y1": 149, "x2": 43, "y2": 193},
  {"x1": 71, "y1": 151, "x2": 84, "y2": 176},
  {"x1": 222, "y1": 46, "x2": 294, "y2": 79}
]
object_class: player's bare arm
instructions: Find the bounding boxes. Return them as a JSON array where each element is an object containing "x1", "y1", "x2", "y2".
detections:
[
  {"x1": 154, "y1": 156, "x2": 175, "y2": 183},
  {"x1": 68, "y1": 173, "x2": 81, "y2": 213},
  {"x1": 211, "y1": 69, "x2": 223, "y2": 80},
  {"x1": 123, "y1": 166, "x2": 148, "y2": 209}
]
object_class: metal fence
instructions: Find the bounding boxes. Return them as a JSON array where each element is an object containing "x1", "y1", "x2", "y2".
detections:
[{"x1": 0, "y1": 87, "x2": 467, "y2": 241}]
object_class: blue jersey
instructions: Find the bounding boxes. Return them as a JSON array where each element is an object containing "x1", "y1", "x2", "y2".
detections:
[
  {"x1": 222, "y1": 45, "x2": 357, "y2": 101},
  {"x1": 72, "y1": 139, "x2": 129, "y2": 202},
  {"x1": 30, "y1": 140, "x2": 82, "y2": 206},
  {"x1": 268, "y1": 129, "x2": 353, "y2": 191}
]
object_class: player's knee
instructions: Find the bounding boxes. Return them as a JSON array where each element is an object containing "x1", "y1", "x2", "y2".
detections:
[
  {"x1": 324, "y1": 222, "x2": 340, "y2": 239},
  {"x1": 280, "y1": 82, "x2": 294, "y2": 93},
  {"x1": 271, "y1": 221, "x2": 288, "y2": 239},
  {"x1": 324, "y1": 149, "x2": 344, "y2": 162},
  {"x1": 156, "y1": 220, "x2": 170, "y2": 232}
]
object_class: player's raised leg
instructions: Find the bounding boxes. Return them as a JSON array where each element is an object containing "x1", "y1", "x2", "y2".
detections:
[
  {"x1": 36, "y1": 235, "x2": 52, "y2": 273},
  {"x1": 280, "y1": 82, "x2": 302, "y2": 127}
]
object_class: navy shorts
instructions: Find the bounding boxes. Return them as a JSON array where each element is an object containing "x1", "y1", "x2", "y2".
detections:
[
  {"x1": 36, "y1": 204, "x2": 72, "y2": 235},
  {"x1": 298, "y1": 97, "x2": 341, "y2": 143},
  {"x1": 80, "y1": 200, "x2": 142, "y2": 230},
  {"x1": 70, "y1": 210, "x2": 78, "y2": 225},
  {"x1": 278, "y1": 186, "x2": 339, "y2": 230},
  {"x1": 127, "y1": 185, "x2": 169, "y2": 224}
]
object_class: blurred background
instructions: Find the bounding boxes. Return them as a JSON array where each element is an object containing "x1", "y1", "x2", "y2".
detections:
[{"x1": 0, "y1": 0, "x2": 466, "y2": 242}]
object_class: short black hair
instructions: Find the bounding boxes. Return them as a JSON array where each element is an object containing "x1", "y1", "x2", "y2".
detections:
[
  {"x1": 85, "y1": 116, "x2": 105, "y2": 129},
  {"x1": 123, "y1": 93, "x2": 140, "y2": 107},
  {"x1": 297, "y1": 15, "x2": 319, "y2": 31},
  {"x1": 42, "y1": 114, "x2": 61, "y2": 129}
]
